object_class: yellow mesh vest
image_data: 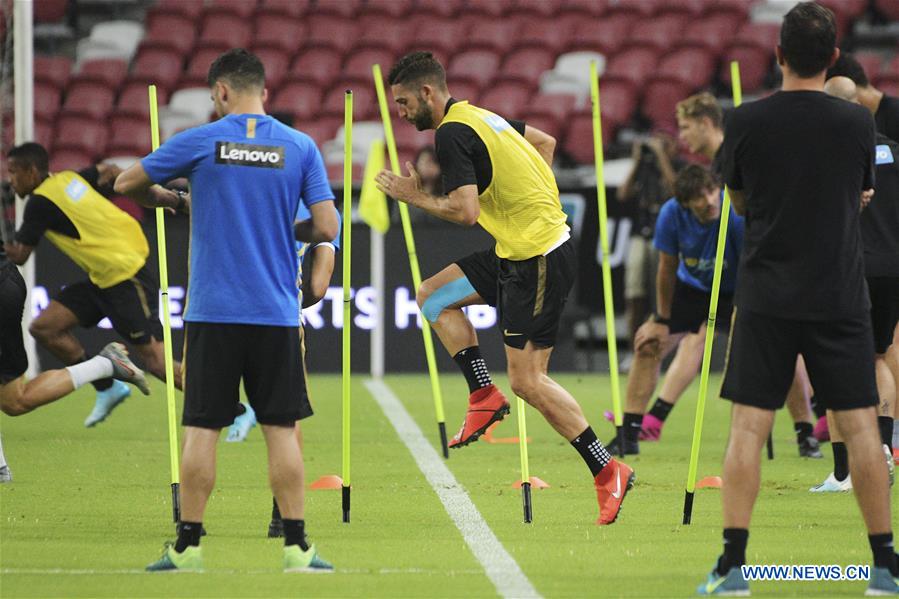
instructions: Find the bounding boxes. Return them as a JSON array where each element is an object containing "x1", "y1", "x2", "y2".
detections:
[
  {"x1": 438, "y1": 101, "x2": 568, "y2": 260},
  {"x1": 33, "y1": 171, "x2": 149, "y2": 288}
]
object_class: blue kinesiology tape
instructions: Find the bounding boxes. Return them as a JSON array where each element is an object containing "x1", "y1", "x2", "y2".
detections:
[{"x1": 421, "y1": 276, "x2": 477, "y2": 323}]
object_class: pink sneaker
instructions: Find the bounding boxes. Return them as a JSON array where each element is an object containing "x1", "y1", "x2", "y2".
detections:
[
  {"x1": 813, "y1": 415, "x2": 830, "y2": 442},
  {"x1": 639, "y1": 414, "x2": 663, "y2": 441}
]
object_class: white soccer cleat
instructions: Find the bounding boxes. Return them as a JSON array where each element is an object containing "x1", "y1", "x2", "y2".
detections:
[{"x1": 809, "y1": 472, "x2": 852, "y2": 492}]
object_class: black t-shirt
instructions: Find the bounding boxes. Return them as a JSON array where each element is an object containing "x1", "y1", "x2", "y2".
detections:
[
  {"x1": 435, "y1": 98, "x2": 526, "y2": 195},
  {"x1": 875, "y1": 94, "x2": 899, "y2": 143},
  {"x1": 15, "y1": 167, "x2": 104, "y2": 247},
  {"x1": 862, "y1": 134, "x2": 899, "y2": 277},
  {"x1": 722, "y1": 90, "x2": 875, "y2": 320}
]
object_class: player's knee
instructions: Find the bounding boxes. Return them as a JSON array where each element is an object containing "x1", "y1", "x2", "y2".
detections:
[
  {"x1": 416, "y1": 280, "x2": 434, "y2": 309},
  {"x1": 636, "y1": 342, "x2": 662, "y2": 360},
  {"x1": 0, "y1": 394, "x2": 27, "y2": 416},
  {"x1": 509, "y1": 373, "x2": 540, "y2": 403},
  {"x1": 28, "y1": 318, "x2": 55, "y2": 343}
]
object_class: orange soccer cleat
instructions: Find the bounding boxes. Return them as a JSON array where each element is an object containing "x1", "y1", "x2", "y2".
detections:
[
  {"x1": 594, "y1": 459, "x2": 636, "y2": 525},
  {"x1": 448, "y1": 384, "x2": 510, "y2": 449}
]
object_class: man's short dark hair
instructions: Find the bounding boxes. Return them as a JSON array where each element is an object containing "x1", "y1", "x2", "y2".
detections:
[
  {"x1": 779, "y1": 2, "x2": 837, "y2": 78},
  {"x1": 674, "y1": 164, "x2": 718, "y2": 207},
  {"x1": 826, "y1": 53, "x2": 869, "y2": 87},
  {"x1": 387, "y1": 51, "x2": 448, "y2": 90},
  {"x1": 207, "y1": 48, "x2": 265, "y2": 91},
  {"x1": 7, "y1": 142, "x2": 49, "y2": 174}
]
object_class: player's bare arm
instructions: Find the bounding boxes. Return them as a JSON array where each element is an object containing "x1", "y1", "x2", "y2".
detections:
[
  {"x1": 375, "y1": 162, "x2": 479, "y2": 226},
  {"x1": 302, "y1": 244, "x2": 336, "y2": 308},
  {"x1": 2, "y1": 241, "x2": 34, "y2": 266},
  {"x1": 523, "y1": 125, "x2": 556, "y2": 167},
  {"x1": 113, "y1": 162, "x2": 187, "y2": 212},
  {"x1": 728, "y1": 188, "x2": 746, "y2": 215},
  {"x1": 635, "y1": 251, "x2": 677, "y2": 350},
  {"x1": 294, "y1": 200, "x2": 339, "y2": 244}
]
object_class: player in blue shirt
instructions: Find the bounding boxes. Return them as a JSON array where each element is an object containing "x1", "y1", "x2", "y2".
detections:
[
  {"x1": 607, "y1": 165, "x2": 743, "y2": 455},
  {"x1": 115, "y1": 49, "x2": 338, "y2": 573}
]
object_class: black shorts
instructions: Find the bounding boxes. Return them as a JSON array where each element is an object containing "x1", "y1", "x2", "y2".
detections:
[
  {"x1": 867, "y1": 276, "x2": 899, "y2": 354},
  {"x1": 721, "y1": 308, "x2": 877, "y2": 412},
  {"x1": 0, "y1": 262, "x2": 28, "y2": 384},
  {"x1": 56, "y1": 263, "x2": 163, "y2": 345},
  {"x1": 183, "y1": 322, "x2": 309, "y2": 428},
  {"x1": 670, "y1": 279, "x2": 734, "y2": 335},
  {"x1": 457, "y1": 239, "x2": 576, "y2": 350}
]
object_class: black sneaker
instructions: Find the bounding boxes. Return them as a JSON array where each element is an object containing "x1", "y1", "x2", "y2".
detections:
[
  {"x1": 606, "y1": 434, "x2": 639, "y2": 456},
  {"x1": 798, "y1": 436, "x2": 823, "y2": 459},
  {"x1": 268, "y1": 518, "x2": 284, "y2": 538}
]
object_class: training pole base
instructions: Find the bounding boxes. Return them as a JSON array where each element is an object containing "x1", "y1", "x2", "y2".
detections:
[
  {"x1": 521, "y1": 482, "x2": 533, "y2": 523},
  {"x1": 766, "y1": 434, "x2": 774, "y2": 460},
  {"x1": 682, "y1": 490, "x2": 695, "y2": 525},
  {"x1": 171, "y1": 482, "x2": 181, "y2": 529},
  {"x1": 342, "y1": 485, "x2": 351, "y2": 523},
  {"x1": 439, "y1": 422, "x2": 449, "y2": 459},
  {"x1": 616, "y1": 426, "x2": 625, "y2": 458},
  {"x1": 311, "y1": 475, "x2": 344, "y2": 490}
]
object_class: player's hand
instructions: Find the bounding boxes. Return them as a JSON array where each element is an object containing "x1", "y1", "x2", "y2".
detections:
[
  {"x1": 860, "y1": 188, "x2": 874, "y2": 211},
  {"x1": 634, "y1": 320, "x2": 668, "y2": 352},
  {"x1": 375, "y1": 162, "x2": 423, "y2": 203}
]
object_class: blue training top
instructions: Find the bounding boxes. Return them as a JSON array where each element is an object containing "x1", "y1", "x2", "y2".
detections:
[
  {"x1": 142, "y1": 113, "x2": 334, "y2": 326},
  {"x1": 653, "y1": 195, "x2": 744, "y2": 295}
]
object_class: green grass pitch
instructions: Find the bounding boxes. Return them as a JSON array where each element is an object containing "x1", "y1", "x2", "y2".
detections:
[{"x1": 0, "y1": 372, "x2": 885, "y2": 597}]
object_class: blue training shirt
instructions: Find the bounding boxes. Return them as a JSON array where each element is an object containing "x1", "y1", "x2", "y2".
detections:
[
  {"x1": 142, "y1": 113, "x2": 334, "y2": 326},
  {"x1": 653, "y1": 195, "x2": 744, "y2": 295}
]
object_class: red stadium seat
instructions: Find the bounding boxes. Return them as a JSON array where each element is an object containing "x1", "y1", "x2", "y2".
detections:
[
  {"x1": 35, "y1": 82, "x2": 62, "y2": 122},
  {"x1": 269, "y1": 83, "x2": 323, "y2": 122},
  {"x1": 34, "y1": 0, "x2": 68, "y2": 22},
  {"x1": 147, "y1": 0, "x2": 204, "y2": 21},
  {"x1": 290, "y1": 48, "x2": 343, "y2": 88},
  {"x1": 204, "y1": 0, "x2": 259, "y2": 20},
  {"x1": 322, "y1": 85, "x2": 376, "y2": 120},
  {"x1": 129, "y1": 48, "x2": 183, "y2": 90},
  {"x1": 596, "y1": 77, "x2": 638, "y2": 129},
  {"x1": 468, "y1": 22, "x2": 519, "y2": 54},
  {"x1": 409, "y1": 0, "x2": 463, "y2": 18},
  {"x1": 141, "y1": 14, "x2": 197, "y2": 54},
  {"x1": 393, "y1": 125, "x2": 432, "y2": 154},
  {"x1": 884, "y1": 55, "x2": 899, "y2": 78},
  {"x1": 61, "y1": 82, "x2": 115, "y2": 120},
  {"x1": 655, "y1": 0, "x2": 706, "y2": 18},
  {"x1": 479, "y1": 84, "x2": 532, "y2": 120},
  {"x1": 54, "y1": 117, "x2": 108, "y2": 155},
  {"x1": 314, "y1": 0, "x2": 363, "y2": 18},
  {"x1": 657, "y1": 48, "x2": 715, "y2": 88},
  {"x1": 258, "y1": 0, "x2": 311, "y2": 18},
  {"x1": 294, "y1": 118, "x2": 341, "y2": 146},
  {"x1": 447, "y1": 81, "x2": 481, "y2": 105},
  {"x1": 343, "y1": 49, "x2": 395, "y2": 83},
  {"x1": 251, "y1": 47, "x2": 289, "y2": 88},
  {"x1": 51, "y1": 150, "x2": 94, "y2": 173},
  {"x1": 497, "y1": 48, "x2": 554, "y2": 88},
  {"x1": 361, "y1": 0, "x2": 414, "y2": 17},
  {"x1": 705, "y1": 0, "x2": 751, "y2": 21},
  {"x1": 198, "y1": 15, "x2": 252, "y2": 50},
  {"x1": 569, "y1": 15, "x2": 636, "y2": 56},
  {"x1": 875, "y1": 0, "x2": 899, "y2": 20},
  {"x1": 253, "y1": 15, "x2": 305, "y2": 54},
  {"x1": 676, "y1": 14, "x2": 743, "y2": 53},
  {"x1": 735, "y1": 22, "x2": 780, "y2": 52},
  {"x1": 507, "y1": 0, "x2": 563, "y2": 18},
  {"x1": 521, "y1": 114, "x2": 561, "y2": 142},
  {"x1": 464, "y1": 0, "x2": 513, "y2": 18},
  {"x1": 641, "y1": 79, "x2": 691, "y2": 132},
  {"x1": 625, "y1": 14, "x2": 687, "y2": 52},
  {"x1": 854, "y1": 51, "x2": 885, "y2": 81},
  {"x1": 528, "y1": 93, "x2": 578, "y2": 123},
  {"x1": 105, "y1": 116, "x2": 153, "y2": 157},
  {"x1": 563, "y1": 114, "x2": 612, "y2": 164},
  {"x1": 514, "y1": 16, "x2": 572, "y2": 53},
  {"x1": 34, "y1": 120, "x2": 54, "y2": 149},
  {"x1": 605, "y1": 47, "x2": 659, "y2": 87},
  {"x1": 721, "y1": 44, "x2": 772, "y2": 93},
  {"x1": 184, "y1": 49, "x2": 227, "y2": 84},
  {"x1": 604, "y1": 0, "x2": 650, "y2": 19},
  {"x1": 411, "y1": 19, "x2": 464, "y2": 56},
  {"x1": 71, "y1": 59, "x2": 128, "y2": 89},
  {"x1": 354, "y1": 17, "x2": 408, "y2": 54},
  {"x1": 34, "y1": 56, "x2": 72, "y2": 91},
  {"x1": 820, "y1": 0, "x2": 868, "y2": 19},
  {"x1": 304, "y1": 15, "x2": 357, "y2": 54},
  {"x1": 116, "y1": 83, "x2": 170, "y2": 119},
  {"x1": 877, "y1": 75, "x2": 899, "y2": 97},
  {"x1": 447, "y1": 50, "x2": 502, "y2": 88}
]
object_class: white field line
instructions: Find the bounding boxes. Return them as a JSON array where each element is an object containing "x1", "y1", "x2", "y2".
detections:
[
  {"x1": 0, "y1": 567, "x2": 483, "y2": 576},
  {"x1": 364, "y1": 379, "x2": 541, "y2": 599}
]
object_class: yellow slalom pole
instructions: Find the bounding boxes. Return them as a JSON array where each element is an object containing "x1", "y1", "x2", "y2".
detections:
[
  {"x1": 589, "y1": 62, "x2": 624, "y2": 454},
  {"x1": 682, "y1": 61, "x2": 742, "y2": 525},
  {"x1": 516, "y1": 397, "x2": 532, "y2": 523},
  {"x1": 342, "y1": 90, "x2": 353, "y2": 523},
  {"x1": 372, "y1": 64, "x2": 449, "y2": 458},
  {"x1": 148, "y1": 85, "x2": 181, "y2": 528}
]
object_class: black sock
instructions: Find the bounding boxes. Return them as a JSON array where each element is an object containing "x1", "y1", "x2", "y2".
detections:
[
  {"x1": 175, "y1": 521, "x2": 202, "y2": 553},
  {"x1": 571, "y1": 426, "x2": 612, "y2": 477},
  {"x1": 271, "y1": 497, "x2": 281, "y2": 521},
  {"x1": 716, "y1": 528, "x2": 749, "y2": 575},
  {"x1": 623, "y1": 412, "x2": 642, "y2": 443},
  {"x1": 832, "y1": 442, "x2": 849, "y2": 481},
  {"x1": 794, "y1": 421, "x2": 813, "y2": 444},
  {"x1": 869, "y1": 533, "x2": 897, "y2": 572},
  {"x1": 282, "y1": 519, "x2": 309, "y2": 551},
  {"x1": 453, "y1": 346, "x2": 492, "y2": 394},
  {"x1": 648, "y1": 398, "x2": 675, "y2": 422},
  {"x1": 878, "y1": 416, "x2": 893, "y2": 448},
  {"x1": 79, "y1": 354, "x2": 114, "y2": 391},
  {"x1": 810, "y1": 395, "x2": 825, "y2": 419}
]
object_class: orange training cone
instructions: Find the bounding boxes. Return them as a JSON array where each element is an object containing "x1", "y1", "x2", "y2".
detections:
[{"x1": 311, "y1": 475, "x2": 344, "y2": 490}]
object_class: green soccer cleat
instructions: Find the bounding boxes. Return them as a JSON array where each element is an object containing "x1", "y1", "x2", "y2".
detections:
[
  {"x1": 866, "y1": 566, "x2": 899, "y2": 596},
  {"x1": 283, "y1": 544, "x2": 334, "y2": 573},
  {"x1": 145, "y1": 543, "x2": 203, "y2": 572},
  {"x1": 697, "y1": 565, "x2": 750, "y2": 596}
]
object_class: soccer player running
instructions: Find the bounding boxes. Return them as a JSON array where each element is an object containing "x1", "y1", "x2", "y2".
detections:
[
  {"x1": 115, "y1": 49, "x2": 338, "y2": 572},
  {"x1": 375, "y1": 51, "x2": 633, "y2": 525},
  {"x1": 698, "y1": 3, "x2": 898, "y2": 595},
  {"x1": 3, "y1": 144, "x2": 182, "y2": 426},
  {"x1": 808, "y1": 76, "x2": 899, "y2": 493},
  {"x1": 607, "y1": 165, "x2": 742, "y2": 457}
]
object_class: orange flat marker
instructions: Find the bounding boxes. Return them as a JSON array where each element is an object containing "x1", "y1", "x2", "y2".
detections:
[
  {"x1": 483, "y1": 421, "x2": 531, "y2": 444},
  {"x1": 513, "y1": 477, "x2": 550, "y2": 489},
  {"x1": 311, "y1": 475, "x2": 344, "y2": 490},
  {"x1": 696, "y1": 475, "x2": 722, "y2": 489}
]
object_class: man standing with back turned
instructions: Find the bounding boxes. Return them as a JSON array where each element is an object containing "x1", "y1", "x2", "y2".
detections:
[
  {"x1": 698, "y1": 3, "x2": 897, "y2": 595},
  {"x1": 115, "y1": 49, "x2": 338, "y2": 572},
  {"x1": 376, "y1": 51, "x2": 634, "y2": 525}
]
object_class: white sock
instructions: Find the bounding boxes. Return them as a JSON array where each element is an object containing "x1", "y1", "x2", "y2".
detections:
[
  {"x1": 0, "y1": 434, "x2": 7, "y2": 468},
  {"x1": 66, "y1": 356, "x2": 114, "y2": 390}
]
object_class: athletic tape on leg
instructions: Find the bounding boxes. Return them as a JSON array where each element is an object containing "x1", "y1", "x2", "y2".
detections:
[{"x1": 422, "y1": 277, "x2": 477, "y2": 323}]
